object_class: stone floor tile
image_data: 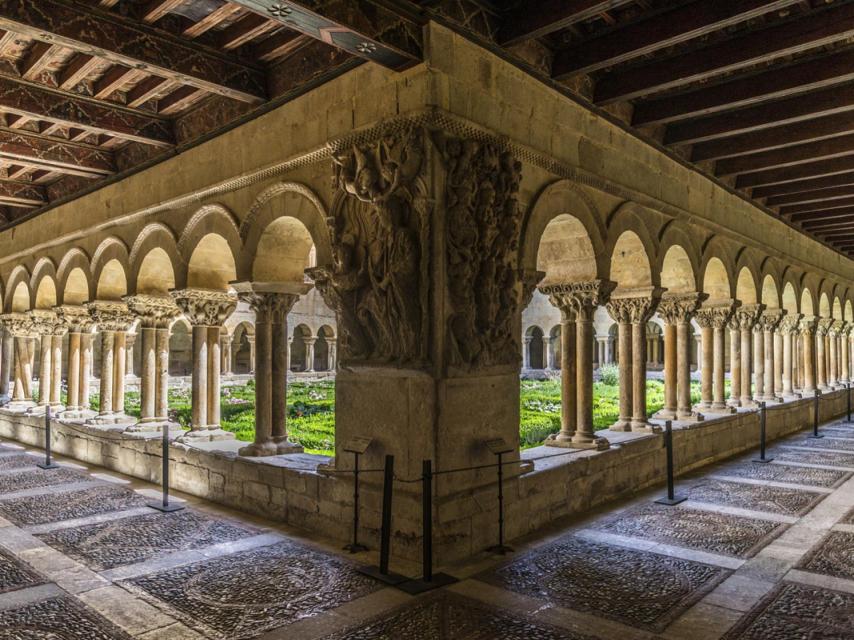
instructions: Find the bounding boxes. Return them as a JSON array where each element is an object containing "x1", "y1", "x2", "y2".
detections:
[
  {"x1": 661, "y1": 602, "x2": 743, "y2": 640},
  {"x1": 0, "y1": 483, "x2": 149, "y2": 526},
  {"x1": 686, "y1": 478, "x2": 826, "y2": 516},
  {"x1": 0, "y1": 544, "x2": 45, "y2": 594},
  {"x1": 78, "y1": 584, "x2": 179, "y2": 635},
  {"x1": 796, "y1": 530, "x2": 854, "y2": 581},
  {"x1": 701, "y1": 574, "x2": 776, "y2": 612},
  {"x1": 478, "y1": 534, "x2": 730, "y2": 633},
  {"x1": 37, "y1": 508, "x2": 259, "y2": 571},
  {"x1": 136, "y1": 622, "x2": 208, "y2": 640},
  {"x1": 0, "y1": 466, "x2": 92, "y2": 493},
  {"x1": 722, "y1": 581, "x2": 854, "y2": 639},
  {"x1": 0, "y1": 595, "x2": 135, "y2": 639},
  {"x1": 714, "y1": 461, "x2": 851, "y2": 488},
  {"x1": 120, "y1": 539, "x2": 381, "y2": 639}
]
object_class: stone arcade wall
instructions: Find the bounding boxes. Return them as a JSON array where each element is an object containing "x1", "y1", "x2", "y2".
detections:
[{"x1": 0, "y1": 391, "x2": 847, "y2": 562}]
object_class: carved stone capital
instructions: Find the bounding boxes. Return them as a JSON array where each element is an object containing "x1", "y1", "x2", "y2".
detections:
[
  {"x1": 799, "y1": 315, "x2": 817, "y2": 336},
  {"x1": 816, "y1": 317, "x2": 834, "y2": 337},
  {"x1": 540, "y1": 280, "x2": 616, "y2": 322},
  {"x1": 231, "y1": 282, "x2": 308, "y2": 324},
  {"x1": 695, "y1": 300, "x2": 738, "y2": 330},
  {"x1": 170, "y1": 289, "x2": 237, "y2": 327},
  {"x1": 0, "y1": 312, "x2": 35, "y2": 338},
  {"x1": 55, "y1": 305, "x2": 96, "y2": 333},
  {"x1": 656, "y1": 291, "x2": 708, "y2": 325},
  {"x1": 124, "y1": 295, "x2": 181, "y2": 329},
  {"x1": 606, "y1": 287, "x2": 663, "y2": 324},
  {"x1": 86, "y1": 301, "x2": 135, "y2": 332},
  {"x1": 28, "y1": 309, "x2": 65, "y2": 336},
  {"x1": 729, "y1": 303, "x2": 765, "y2": 331},
  {"x1": 519, "y1": 270, "x2": 546, "y2": 310},
  {"x1": 758, "y1": 308, "x2": 787, "y2": 332},
  {"x1": 779, "y1": 313, "x2": 803, "y2": 335}
]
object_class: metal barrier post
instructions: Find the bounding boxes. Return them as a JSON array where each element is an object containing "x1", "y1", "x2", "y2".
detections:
[
  {"x1": 148, "y1": 428, "x2": 184, "y2": 512},
  {"x1": 655, "y1": 421, "x2": 685, "y2": 505},
  {"x1": 344, "y1": 450, "x2": 368, "y2": 553},
  {"x1": 809, "y1": 389, "x2": 824, "y2": 439},
  {"x1": 358, "y1": 455, "x2": 407, "y2": 585},
  {"x1": 487, "y1": 450, "x2": 514, "y2": 554},
  {"x1": 753, "y1": 402, "x2": 773, "y2": 463},
  {"x1": 36, "y1": 406, "x2": 58, "y2": 470}
]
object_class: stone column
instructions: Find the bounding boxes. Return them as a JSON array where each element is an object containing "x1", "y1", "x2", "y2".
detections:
[
  {"x1": 694, "y1": 309, "x2": 718, "y2": 411},
  {"x1": 329, "y1": 341, "x2": 337, "y2": 371},
  {"x1": 303, "y1": 337, "x2": 316, "y2": 373},
  {"x1": 779, "y1": 314, "x2": 801, "y2": 399},
  {"x1": 0, "y1": 314, "x2": 36, "y2": 410},
  {"x1": 728, "y1": 318, "x2": 741, "y2": 408},
  {"x1": 125, "y1": 332, "x2": 136, "y2": 378},
  {"x1": 657, "y1": 293, "x2": 706, "y2": 421},
  {"x1": 841, "y1": 323, "x2": 851, "y2": 384},
  {"x1": 171, "y1": 289, "x2": 236, "y2": 441},
  {"x1": 233, "y1": 283, "x2": 308, "y2": 456},
  {"x1": 732, "y1": 305, "x2": 764, "y2": 407},
  {"x1": 80, "y1": 332, "x2": 93, "y2": 412},
  {"x1": 759, "y1": 309, "x2": 785, "y2": 402},
  {"x1": 248, "y1": 335, "x2": 256, "y2": 374},
  {"x1": 86, "y1": 302, "x2": 134, "y2": 424},
  {"x1": 0, "y1": 329, "x2": 12, "y2": 399},
  {"x1": 816, "y1": 318, "x2": 832, "y2": 391},
  {"x1": 547, "y1": 335, "x2": 559, "y2": 369},
  {"x1": 544, "y1": 281, "x2": 614, "y2": 449},
  {"x1": 220, "y1": 334, "x2": 233, "y2": 375},
  {"x1": 801, "y1": 317, "x2": 818, "y2": 395},
  {"x1": 828, "y1": 322, "x2": 840, "y2": 388},
  {"x1": 709, "y1": 303, "x2": 737, "y2": 411},
  {"x1": 124, "y1": 295, "x2": 181, "y2": 431},
  {"x1": 606, "y1": 299, "x2": 632, "y2": 432}
]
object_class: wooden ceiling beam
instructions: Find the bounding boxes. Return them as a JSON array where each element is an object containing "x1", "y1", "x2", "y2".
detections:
[
  {"x1": 736, "y1": 156, "x2": 854, "y2": 189},
  {"x1": 254, "y1": 30, "x2": 309, "y2": 62},
  {"x1": 228, "y1": 0, "x2": 422, "y2": 70},
  {"x1": 182, "y1": 3, "x2": 244, "y2": 39},
  {"x1": 692, "y1": 111, "x2": 854, "y2": 162},
  {"x1": 157, "y1": 86, "x2": 205, "y2": 115},
  {"x1": 781, "y1": 196, "x2": 854, "y2": 216},
  {"x1": 666, "y1": 84, "x2": 854, "y2": 146},
  {"x1": 141, "y1": 0, "x2": 186, "y2": 24},
  {"x1": 715, "y1": 133, "x2": 854, "y2": 177},
  {"x1": 498, "y1": 0, "x2": 637, "y2": 45},
  {"x1": 751, "y1": 170, "x2": 854, "y2": 199},
  {"x1": 0, "y1": 0, "x2": 267, "y2": 104},
  {"x1": 57, "y1": 53, "x2": 101, "y2": 91},
  {"x1": 595, "y1": 2, "x2": 854, "y2": 104},
  {"x1": 552, "y1": 0, "x2": 800, "y2": 78},
  {"x1": 92, "y1": 66, "x2": 136, "y2": 100},
  {"x1": 790, "y1": 206, "x2": 854, "y2": 223},
  {"x1": 634, "y1": 48, "x2": 854, "y2": 127},
  {"x1": 0, "y1": 179, "x2": 45, "y2": 207},
  {"x1": 218, "y1": 13, "x2": 277, "y2": 50},
  {"x1": 126, "y1": 76, "x2": 170, "y2": 109},
  {"x1": 0, "y1": 129, "x2": 114, "y2": 178},
  {"x1": 0, "y1": 76, "x2": 173, "y2": 147},
  {"x1": 19, "y1": 42, "x2": 59, "y2": 82},
  {"x1": 802, "y1": 216, "x2": 854, "y2": 230},
  {"x1": 766, "y1": 185, "x2": 854, "y2": 207}
]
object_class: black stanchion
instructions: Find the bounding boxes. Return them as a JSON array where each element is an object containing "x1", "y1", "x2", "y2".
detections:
[
  {"x1": 486, "y1": 445, "x2": 514, "y2": 555},
  {"x1": 655, "y1": 421, "x2": 685, "y2": 506},
  {"x1": 343, "y1": 449, "x2": 368, "y2": 553},
  {"x1": 398, "y1": 460, "x2": 457, "y2": 594},
  {"x1": 809, "y1": 389, "x2": 824, "y2": 439},
  {"x1": 358, "y1": 455, "x2": 407, "y2": 585},
  {"x1": 147, "y1": 428, "x2": 184, "y2": 513},
  {"x1": 36, "y1": 406, "x2": 58, "y2": 470},
  {"x1": 753, "y1": 401, "x2": 773, "y2": 463}
]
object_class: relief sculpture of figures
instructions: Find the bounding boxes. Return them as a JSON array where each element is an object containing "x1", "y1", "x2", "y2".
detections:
[
  {"x1": 434, "y1": 131, "x2": 524, "y2": 370},
  {"x1": 311, "y1": 125, "x2": 429, "y2": 366}
]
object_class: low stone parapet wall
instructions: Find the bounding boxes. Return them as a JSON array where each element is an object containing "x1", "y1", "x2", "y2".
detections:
[{"x1": 0, "y1": 390, "x2": 847, "y2": 564}]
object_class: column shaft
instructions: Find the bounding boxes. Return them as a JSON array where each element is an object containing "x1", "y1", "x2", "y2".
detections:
[
  {"x1": 729, "y1": 327, "x2": 741, "y2": 407},
  {"x1": 191, "y1": 325, "x2": 208, "y2": 430},
  {"x1": 207, "y1": 327, "x2": 221, "y2": 427},
  {"x1": 616, "y1": 321, "x2": 632, "y2": 430},
  {"x1": 699, "y1": 324, "x2": 713, "y2": 409},
  {"x1": 156, "y1": 328, "x2": 170, "y2": 420},
  {"x1": 741, "y1": 327, "x2": 753, "y2": 405},
  {"x1": 112, "y1": 331, "x2": 126, "y2": 415},
  {"x1": 677, "y1": 320, "x2": 693, "y2": 417},
  {"x1": 559, "y1": 315, "x2": 577, "y2": 439},
  {"x1": 66, "y1": 332, "x2": 81, "y2": 411},
  {"x1": 631, "y1": 320, "x2": 648, "y2": 428},
  {"x1": 140, "y1": 327, "x2": 156, "y2": 421},
  {"x1": 39, "y1": 334, "x2": 51, "y2": 406},
  {"x1": 662, "y1": 322, "x2": 677, "y2": 417}
]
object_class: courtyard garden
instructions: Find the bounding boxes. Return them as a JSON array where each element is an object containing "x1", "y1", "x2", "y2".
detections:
[{"x1": 82, "y1": 366, "x2": 715, "y2": 456}]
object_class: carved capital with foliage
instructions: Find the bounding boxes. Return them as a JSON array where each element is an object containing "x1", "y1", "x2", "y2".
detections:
[
  {"x1": 55, "y1": 305, "x2": 95, "y2": 333},
  {"x1": 657, "y1": 292, "x2": 708, "y2": 325},
  {"x1": 0, "y1": 312, "x2": 35, "y2": 338},
  {"x1": 758, "y1": 308, "x2": 787, "y2": 332},
  {"x1": 779, "y1": 313, "x2": 802, "y2": 336},
  {"x1": 606, "y1": 287, "x2": 663, "y2": 325},
  {"x1": 729, "y1": 304, "x2": 765, "y2": 331},
  {"x1": 170, "y1": 289, "x2": 236, "y2": 327},
  {"x1": 799, "y1": 315, "x2": 817, "y2": 336},
  {"x1": 695, "y1": 300, "x2": 738, "y2": 330},
  {"x1": 124, "y1": 295, "x2": 181, "y2": 329},
  {"x1": 816, "y1": 317, "x2": 834, "y2": 337},
  {"x1": 86, "y1": 301, "x2": 135, "y2": 332},
  {"x1": 541, "y1": 280, "x2": 616, "y2": 322},
  {"x1": 27, "y1": 309, "x2": 65, "y2": 336}
]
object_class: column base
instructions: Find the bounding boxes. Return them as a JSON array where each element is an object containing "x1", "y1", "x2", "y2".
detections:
[
  {"x1": 4, "y1": 400, "x2": 35, "y2": 413},
  {"x1": 27, "y1": 404, "x2": 60, "y2": 416},
  {"x1": 570, "y1": 435, "x2": 610, "y2": 450},
  {"x1": 545, "y1": 432, "x2": 576, "y2": 448},
  {"x1": 272, "y1": 438, "x2": 304, "y2": 454},
  {"x1": 238, "y1": 440, "x2": 279, "y2": 457},
  {"x1": 177, "y1": 427, "x2": 235, "y2": 443},
  {"x1": 676, "y1": 410, "x2": 704, "y2": 422},
  {"x1": 652, "y1": 408, "x2": 678, "y2": 420},
  {"x1": 86, "y1": 413, "x2": 135, "y2": 426},
  {"x1": 631, "y1": 420, "x2": 662, "y2": 433},
  {"x1": 124, "y1": 420, "x2": 182, "y2": 434},
  {"x1": 609, "y1": 420, "x2": 632, "y2": 432},
  {"x1": 58, "y1": 408, "x2": 97, "y2": 421},
  {"x1": 707, "y1": 402, "x2": 737, "y2": 414}
]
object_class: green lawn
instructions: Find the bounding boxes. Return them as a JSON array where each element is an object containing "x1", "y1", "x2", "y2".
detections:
[{"x1": 102, "y1": 376, "x2": 718, "y2": 456}]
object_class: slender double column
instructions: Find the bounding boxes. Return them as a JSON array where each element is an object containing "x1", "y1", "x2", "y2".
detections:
[
  {"x1": 841, "y1": 322, "x2": 851, "y2": 385},
  {"x1": 731, "y1": 305, "x2": 764, "y2": 408},
  {"x1": 816, "y1": 318, "x2": 833, "y2": 391},
  {"x1": 55, "y1": 305, "x2": 96, "y2": 418},
  {"x1": 607, "y1": 287, "x2": 662, "y2": 433},
  {"x1": 0, "y1": 313, "x2": 36, "y2": 410},
  {"x1": 28, "y1": 310, "x2": 65, "y2": 412},
  {"x1": 758, "y1": 309, "x2": 785, "y2": 402},
  {"x1": 544, "y1": 280, "x2": 615, "y2": 449},
  {"x1": 220, "y1": 334, "x2": 233, "y2": 375},
  {"x1": 695, "y1": 301, "x2": 737, "y2": 413},
  {"x1": 778, "y1": 314, "x2": 802, "y2": 399},
  {"x1": 171, "y1": 289, "x2": 237, "y2": 441},
  {"x1": 234, "y1": 283, "x2": 308, "y2": 456},
  {"x1": 657, "y1": 292, "x2": 706, "y2": 420},
  {"x1": 800, "y1": 317, "x2": 818, "y2": 396},
  {"x1": 828, "y1": 322, "x2": 841, "y2": 388},
  {"x1": 124, "y1": 295, "x2": 181, "y2": 431},
  {"x1": 86, "y1": 301, "x2": 135, "y2": 424}
]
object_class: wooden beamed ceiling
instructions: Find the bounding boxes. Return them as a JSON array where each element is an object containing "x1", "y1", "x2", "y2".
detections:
[
  {"x1": 0, "y1": 0, "x2": 422, "y2": 218},
  {"x1": 485, "y1": 0, "x2": 854, "y2": 259}
]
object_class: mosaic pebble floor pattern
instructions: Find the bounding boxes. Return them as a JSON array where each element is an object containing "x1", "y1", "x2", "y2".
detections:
[{"x1": 2, "y1": 413, "x2": 854, "y2": 640}]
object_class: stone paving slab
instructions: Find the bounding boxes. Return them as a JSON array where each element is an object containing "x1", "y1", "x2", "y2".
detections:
[
  {"x1": 0, "y1": 453, "x2": 42, "y2": 471},
  {"x1": 590, "y1": 502, "x2": 787, "y2": 559},
  {"x1": 0, "y1": 594, "x2": 134, "y2": 639},
  {"x1": 685, "y1": 478, "x2": 826, "y2": 516},
  {"x1": 478, "y1": 534, "x2": 730, "y2": 633},
  {"x1": 793, "y1": 436, "x2": 854, "y2": 451},
  {"x1": 722, "y1": 581, "x2": 854, "y2": 639},
  {"x1": 37, "y1": 508, "x2": 260, "y2": 571},
  {"x1": 714, "y1": 461, "x2": 851, "y2": 488},
  {"x1": 772, "y1": 446, "x2": 854, "y2": 468},
  {"x1": 318, "y1": 591, "x2": 599, "y2": 640},
  {"x1": 796, "y1": 530, "x2": 854, "y2": 581},
  {"x1": 0, "y1": 483, "x2": 149, "y2": 526},
  {"x1": 0, "y1": 466, "x2": 92, "y2": 493},
  {"x1": 0, "y1": 544, "x2": 45, "y2": 594},
  {"x1": 120, "y1": 539, "x2": 381, "y2": 639}
]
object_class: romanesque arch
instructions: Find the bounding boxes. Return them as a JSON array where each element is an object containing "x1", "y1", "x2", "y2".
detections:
[
  {"x1": 56, "y1": 248, "x2": 93, "y2": 306},
  {"x1": 5, "y1": 266, "x2": 31, "y2": 312},
  {"x1": 129, "y1": 223, "x2": 181, "y2": 295},
  {"x1": 177, "y1": 205, "x2": 240, "y2": 290}
]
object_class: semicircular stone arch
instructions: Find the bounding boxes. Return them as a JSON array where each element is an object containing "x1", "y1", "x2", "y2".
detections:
[
  {"x1": 57, "y1": 248, "x2": 93, "y2": 306},
  {"x1": 178, "y1": 205, "x2": 240, "y2": 291},
  {"x1": 129, "y1": 223, "x2": 181, "y2": 294},
  {"x1": 609, "y1": 230, "x2": 653, "y2": 291}
]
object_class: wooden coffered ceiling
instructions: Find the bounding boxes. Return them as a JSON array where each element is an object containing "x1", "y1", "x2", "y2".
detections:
[
  {"x1": 0, "y1": 0, "x2": 421, "y2": 222},
  {"x1": 9, "y1": 0, "x2": 854, "y2": 261}
]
